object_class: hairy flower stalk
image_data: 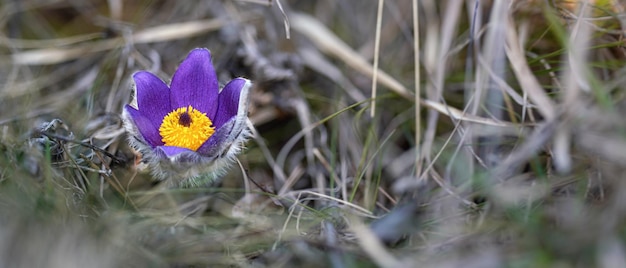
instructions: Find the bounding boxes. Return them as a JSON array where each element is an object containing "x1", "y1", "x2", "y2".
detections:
[{"x1": 122, "y1": 48, "x2": 251, "y2": 187}]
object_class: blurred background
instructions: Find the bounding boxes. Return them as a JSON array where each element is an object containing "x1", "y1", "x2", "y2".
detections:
[{"x1": 2, "y1": 0, "x2": 626, "y2": 267}]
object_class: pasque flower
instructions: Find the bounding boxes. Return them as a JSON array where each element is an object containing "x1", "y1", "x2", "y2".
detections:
[{"x1": 123, "y1": 48, "x2": 251, "y2": 187}]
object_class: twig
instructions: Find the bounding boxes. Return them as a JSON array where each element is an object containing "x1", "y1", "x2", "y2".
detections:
[{"x1": 38, "y1": 131, "x2": 124, "y2": 164}]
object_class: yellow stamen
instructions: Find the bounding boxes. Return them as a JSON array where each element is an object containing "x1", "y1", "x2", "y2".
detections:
[{"x1": 159, "y1": 105, "x2": 215, "y2": 151}]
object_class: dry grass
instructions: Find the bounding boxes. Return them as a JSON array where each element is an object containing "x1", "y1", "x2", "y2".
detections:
[{"x1": 2, "y1": 0, "x2": 626, "y2": 267}]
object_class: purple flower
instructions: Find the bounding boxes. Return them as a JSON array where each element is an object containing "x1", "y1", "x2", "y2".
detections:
[{"x1": 123, "y1": 48, "x2": 251, "y2": 187}]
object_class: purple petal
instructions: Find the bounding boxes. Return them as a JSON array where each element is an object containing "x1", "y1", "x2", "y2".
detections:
[
  {"x1": 124, "y1": 105, "x2": 163, "y2": 147},
  {"x1": 133, "y1": 71, "x2": 171, "y2": 124},
  {"x1": 197, "y1": 117, "x2": 236, "y2": 156},
  {"x1": 169, "y1": 48, "x2": 218, "y2": 116},
  {"x1": 155, "y1": 146, "x2": 208, "y2": 164},
  {"x1": 157, "y1": 146, "x2": 194, "y2": 157},
  {"x1": 212, "y1": 78, "x2": 246, "y2": 129}
]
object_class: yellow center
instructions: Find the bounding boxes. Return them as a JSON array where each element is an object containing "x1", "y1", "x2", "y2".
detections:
[{"x1": 159, "y1": 105, "x2": 215, "y2": 151}]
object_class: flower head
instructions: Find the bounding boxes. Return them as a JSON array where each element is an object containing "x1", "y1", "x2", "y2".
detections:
[{"x1": 123, "y1": 48, "x2": 251, "y2": 187}]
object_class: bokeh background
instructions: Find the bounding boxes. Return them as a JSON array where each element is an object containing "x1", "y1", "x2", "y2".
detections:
[{"x1": 2, "y1": 0, "x2": 626, "y2": 267}]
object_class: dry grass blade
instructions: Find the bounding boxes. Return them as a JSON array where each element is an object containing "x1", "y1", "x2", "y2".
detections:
[
  {"x1": 370, "y1": 0, "x2": 385, "y2": 117},
  {"x1": 349, "y1": 218, "x2": 403, "y2": 268},
  {"x1": 290, "y1": 13, "x2": 412, "y2": 99},
  {"x1": 422, "y1": 99, "x2": 516, "y2": 127},
  {"x1": 413, "y1": 0, "x2": 422, "y2": 178},
  {"x1": 274, "y1": 0, "x2": 291, "y2": 39},
  {"x1": 132, "y1": 19, "x2": 225, "y2": 44},
  {"x1": 505, "y1": 16, "x2": 556, "y2": 120},
  {"x1": 10, "y1": 18, "x2": 227, "y2": 65},
  {"x1": 0, "y1": 33, "x2": 105, "y2": 49},
  {"x1": 552, "y1": 2, "x2": 594, "y2": 174}
]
